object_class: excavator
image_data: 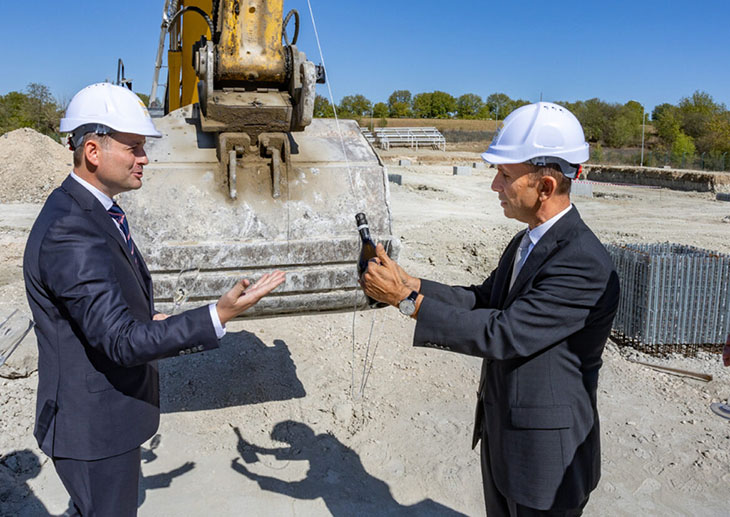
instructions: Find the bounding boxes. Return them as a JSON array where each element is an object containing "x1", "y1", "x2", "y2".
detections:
[{"x1": 119, "y1": 0, "x2": 399, "y2": 317}]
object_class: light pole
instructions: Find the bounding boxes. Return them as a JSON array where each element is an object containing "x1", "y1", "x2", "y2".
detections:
[{"x1": 640, "y1": 108, "x2": 646, "y2": 167}]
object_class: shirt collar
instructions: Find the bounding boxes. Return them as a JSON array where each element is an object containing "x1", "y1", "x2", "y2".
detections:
[
  {"x1": 525, "y1": 204, "x2": 573, "y2": 246},
  {"x1": 70, "y1": 171, "x2": 114, "y2": 210}
]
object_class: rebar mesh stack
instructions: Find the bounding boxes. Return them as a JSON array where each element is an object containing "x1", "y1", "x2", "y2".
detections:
[{"x1": 606, "y1": 242, "x2": 730, "y2": 355}]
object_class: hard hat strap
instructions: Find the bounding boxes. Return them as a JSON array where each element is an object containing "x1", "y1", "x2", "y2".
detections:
[
  {"x1": 68, "y1": 124, "x2": 113, "y2": 151},
  {"x1": 529, "y1": 156, "x2": 580, "y2": 179}
]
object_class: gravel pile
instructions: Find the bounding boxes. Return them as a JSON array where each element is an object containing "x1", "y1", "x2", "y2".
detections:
[{"x1": 0, "y1": 128, "x2": 72, "y2": 203}]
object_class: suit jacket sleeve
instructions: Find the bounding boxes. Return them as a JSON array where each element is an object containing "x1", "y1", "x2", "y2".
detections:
[
  {"x1": 419, "y1": 269, "x2": 496, "y2": 310},
  {"x1": 414, "y1": 249, "x2": 614, "y2": 360},
  {"x1": 39, "y1": 214, "x2": 218, "y2": 367}
]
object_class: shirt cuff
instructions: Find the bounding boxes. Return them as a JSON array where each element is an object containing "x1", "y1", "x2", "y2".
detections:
[{"x1": 208, "y1": 303, "x2": 226, "y2": 339}]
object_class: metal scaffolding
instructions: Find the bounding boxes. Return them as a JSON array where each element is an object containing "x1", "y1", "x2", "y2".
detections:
[{"x1": 606, "y1": 243, "x2": 730, "y2": 355}]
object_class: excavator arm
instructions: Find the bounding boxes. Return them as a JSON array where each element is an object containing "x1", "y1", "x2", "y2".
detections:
[{"x1": 122, "y1": 0, "x2": 398, "y2": 318}]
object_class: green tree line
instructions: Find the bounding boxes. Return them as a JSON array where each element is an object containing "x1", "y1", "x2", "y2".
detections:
[
  {"x1": 0, "y1": 83, "x2": 63, "y2": 139},
  {"x1": 314, "y1": 90, "x2": 531, "y2": 121},
  {"x1": 2, "y1": 82, "x2": 728, "y2": 168},
  {"x1": 315, "y1": 89, "x2": 730, "y2": 168}
]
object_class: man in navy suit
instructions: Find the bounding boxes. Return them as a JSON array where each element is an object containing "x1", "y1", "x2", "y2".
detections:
[
  {"x1": 23, "y1": 83, "x2": 285, "y2": 516},
  {"x1": 362, "y1": 102, "x2": 620, "y2": 516}
]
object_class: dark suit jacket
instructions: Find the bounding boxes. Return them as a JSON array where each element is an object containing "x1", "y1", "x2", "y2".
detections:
[
  {"x1": 413, "y1": 206, "x2": 619, "y2": 510},
  {"x1": 23, "y1": 175, "x2": 219, "y2": 461}
]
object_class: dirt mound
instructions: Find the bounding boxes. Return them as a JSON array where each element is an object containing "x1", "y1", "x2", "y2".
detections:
[{"x1": 0, "y1": 128, "x2": 72, "y2": 203}]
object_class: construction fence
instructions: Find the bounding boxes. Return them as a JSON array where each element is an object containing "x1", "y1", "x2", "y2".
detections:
[{"x1": 607, "y1": 243, "x2": 730, "y2": 356}]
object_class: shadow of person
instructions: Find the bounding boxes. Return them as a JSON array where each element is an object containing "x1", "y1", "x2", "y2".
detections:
[
  {"x1": 137, "y1": 434, "x2": 196, "y2": 508},
  {"x1": 159, "y1": 334, "x2": 306, "y2": 413},
  {"x1": 0, "y1": 449, "x2": 52, "y2": 516},
  {"x1": 231, "y1": 422, "x2": 466, "y2": 516}
]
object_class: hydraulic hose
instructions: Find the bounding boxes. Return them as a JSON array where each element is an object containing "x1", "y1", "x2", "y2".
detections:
[
  {"x1": 282, "y1": 9, "x2": 300, "y2": 46},
  {"x1": 168, "y1": 6, "x2": 215, "y2": 39}
]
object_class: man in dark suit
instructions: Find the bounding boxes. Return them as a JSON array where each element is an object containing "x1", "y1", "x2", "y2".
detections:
[
  {"x1": 23, "y1": 83, "x2": 285, "y2": 516},
  {"x1": 362, "y1": 102, "x2": 620, "y2": 516}
]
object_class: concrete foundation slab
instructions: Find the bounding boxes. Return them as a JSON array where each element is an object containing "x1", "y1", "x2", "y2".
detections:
[{"x1": 388, "y1": 174, "x2": 402, "y2": 185}]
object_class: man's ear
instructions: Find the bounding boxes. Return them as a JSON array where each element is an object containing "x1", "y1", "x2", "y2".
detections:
[
  {"x1": 538, "y1": 175, "x2": 557, "y2": 201},
  {"x1": 84, "y1": 139, "x2": 102, "y2": 168}
]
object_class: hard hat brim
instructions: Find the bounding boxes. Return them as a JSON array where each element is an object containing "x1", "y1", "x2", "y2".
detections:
[
  {"x1": 481, "y1": 150, "x2": 517, "y2": 164},
  {"x1": 481, "y1": 144, "x2": 589, "y2": 166}
]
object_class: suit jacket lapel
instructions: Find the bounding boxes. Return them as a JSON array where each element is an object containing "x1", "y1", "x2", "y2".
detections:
[
  {"x1": 495, "y1": 230, "x2": 526, "y2": 308},
  {"x1": 61, "y1": 176, "x2": 151, "y2": 300}
]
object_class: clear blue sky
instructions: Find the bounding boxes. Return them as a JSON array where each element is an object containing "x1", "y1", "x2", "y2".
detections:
[{"x1": 2, "y1": 1, "x2": 729, "y2": 114}]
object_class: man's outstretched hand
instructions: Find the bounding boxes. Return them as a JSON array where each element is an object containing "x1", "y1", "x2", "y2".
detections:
[{"x1": 216, "y1": 271, "x2": 286, "y2": 324}]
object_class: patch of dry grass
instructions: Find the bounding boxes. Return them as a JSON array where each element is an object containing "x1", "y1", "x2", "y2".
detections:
[{"x1": 365, "y1": 118, "x2": 499, "y2": 131}]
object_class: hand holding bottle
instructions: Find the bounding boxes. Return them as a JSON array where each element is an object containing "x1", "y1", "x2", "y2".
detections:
[
  {"x1": 355, "y1": 213, "x2": 388, "y2": 308},
  {"x1": 361, "y1": 244, "x2": 413, "y2": 307}
]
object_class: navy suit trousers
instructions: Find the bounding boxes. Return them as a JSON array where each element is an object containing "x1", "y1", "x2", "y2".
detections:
[{"x1": 54, "y1": 447, "x2": 141, "y2": 516}]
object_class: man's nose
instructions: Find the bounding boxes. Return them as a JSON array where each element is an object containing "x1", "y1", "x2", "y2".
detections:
[
  {"x1": 491, "y1": 174, "x2": 501, "y2": 192},
  {"x1": 138, "y1": 150, "x2": 149, "y2": 166}
]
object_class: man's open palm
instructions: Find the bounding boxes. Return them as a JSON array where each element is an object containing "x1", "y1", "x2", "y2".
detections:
[{"x1": 217, "y1": 271, "x2": 286, "y2": 324}]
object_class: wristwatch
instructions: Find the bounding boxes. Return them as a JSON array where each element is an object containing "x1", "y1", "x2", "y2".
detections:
[{"x1": 398, "y1": 290, "x2": 419, "y2": 316}]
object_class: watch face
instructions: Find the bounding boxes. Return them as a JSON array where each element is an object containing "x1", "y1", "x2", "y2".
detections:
[{"x1": 399, "y1": 299, "x2": 416, "y2": 316}]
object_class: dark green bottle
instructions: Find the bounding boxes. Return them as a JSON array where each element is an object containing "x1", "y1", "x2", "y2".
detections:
[{"x1": 355, "y1": 213, "x2": 388, "y2": 308}]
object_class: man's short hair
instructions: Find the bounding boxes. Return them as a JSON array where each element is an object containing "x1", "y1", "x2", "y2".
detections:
[
  {"x1": 528, "y1": 163, "x2": 572, "y2": 195},
  {"x1": 72, "y1": 133, "x2": 110, "y2": 167}
]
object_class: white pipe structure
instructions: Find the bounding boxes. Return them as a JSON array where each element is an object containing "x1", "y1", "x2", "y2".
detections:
[{"x1": 149, "y1": 0, "x2": 172, "y2": 108}]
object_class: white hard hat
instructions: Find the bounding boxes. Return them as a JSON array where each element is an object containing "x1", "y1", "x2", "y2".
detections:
[
  {"x1": 481, "y1": 102, "x2": 589, "y2": 178},
  {"x1": 60, "y1": 83, "x2": 161, "y2": 148}
]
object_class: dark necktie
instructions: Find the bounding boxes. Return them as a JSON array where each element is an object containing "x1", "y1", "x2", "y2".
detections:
[{"x1": 107, "y1": 203, "x2": 137, "y2": 264}]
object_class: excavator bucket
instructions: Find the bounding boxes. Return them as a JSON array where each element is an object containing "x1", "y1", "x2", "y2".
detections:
[{"x1": 119, "y1": 106, "x2": 400, "y2": 317}]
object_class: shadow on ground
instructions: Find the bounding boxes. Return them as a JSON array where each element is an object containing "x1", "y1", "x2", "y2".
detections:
[
  {"x1": 231, "y1": 421, "x2": 467, "y2": 516},
  {"x1": 138, "y1": 434, "x2": 196, "y2": 508},
  {"x1": 159, "y1": 331, "x2": 305, "y2": 412},
  {"x1": 0, "y1": 449, "x2": 51, "y2": 516}
]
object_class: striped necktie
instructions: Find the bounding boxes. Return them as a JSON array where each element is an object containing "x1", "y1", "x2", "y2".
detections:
[{"x1": 107, "y1": 203, "x2": 137, "y2": 263}]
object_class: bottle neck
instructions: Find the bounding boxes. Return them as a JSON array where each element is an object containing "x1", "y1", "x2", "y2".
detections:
[{"x1": 358, "y1": 225, "x2": 372, "y2": 243}]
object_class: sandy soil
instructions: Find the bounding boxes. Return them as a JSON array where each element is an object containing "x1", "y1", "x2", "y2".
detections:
[
  {"x1": 1, "y1": 142, "x2": 729, "y2": 516},
  {"x1": 0, "y1": 129, "x2": 72, "y2": 204}
]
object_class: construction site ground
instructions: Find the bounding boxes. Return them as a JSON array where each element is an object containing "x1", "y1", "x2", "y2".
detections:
[{"x1": 1, "y1": 133, "x2": 729, "y2": 516}]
